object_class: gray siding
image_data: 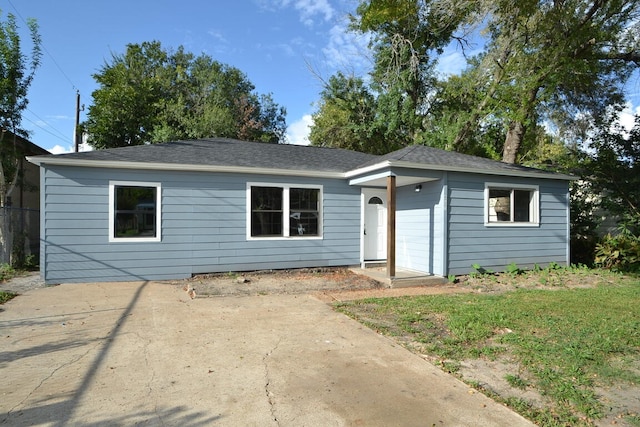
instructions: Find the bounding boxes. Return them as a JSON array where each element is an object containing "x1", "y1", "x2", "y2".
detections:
[
  {"x1": 395, "y1": 179, "x2": 445, "y2": 275},
  {"x1": 447, "y1": 173, "x2": 569, "y2": 275},
  {"x1": 41, "y1": 166, "x2": 362, "y2": 284}
]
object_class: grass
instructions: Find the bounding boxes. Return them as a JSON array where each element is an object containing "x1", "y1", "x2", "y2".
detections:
[
  {"x1": 0, "y1": 263, "x2": 18, "y2": 304},
  {"x1": 336, "y1": 269, "x2": 640, "y2": 426}
]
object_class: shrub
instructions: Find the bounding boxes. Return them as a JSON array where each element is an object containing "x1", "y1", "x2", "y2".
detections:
[{"x1": 594, "y1": 224, "x2": 640, "y2": 272}]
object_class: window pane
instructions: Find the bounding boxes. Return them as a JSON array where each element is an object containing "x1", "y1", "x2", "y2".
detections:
[
  {"x1": 489, "y1": 189, "x2": 511, "y2": 222},
  {"x1": 251, "y1": 187, "x2": 283, "y2": 236},
  {"x1": 514, "y1": 190, "x2": 532, "y2": 222},
  {"x1": 289, "y1": 188, "x2": 319, "y2": 236},
  {"x1": 114, "y1": 186, "x2": 156, "y2": 238}
]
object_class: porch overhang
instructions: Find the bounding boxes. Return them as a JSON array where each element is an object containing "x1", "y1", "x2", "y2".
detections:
[{"x1": 348, "y1": 167, "x2": 440, "y2": 188}]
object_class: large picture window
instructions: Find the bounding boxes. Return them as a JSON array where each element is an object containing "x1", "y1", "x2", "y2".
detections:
[
  {"x1": 485, "y1": 184, "x2": 538, "y2": 226},
  {"x1": 109, "y1": 181, "x2": 161, "y2": 242},
  {"x1": 249, "y1": 183, "x2": 322, "y2": 238}
]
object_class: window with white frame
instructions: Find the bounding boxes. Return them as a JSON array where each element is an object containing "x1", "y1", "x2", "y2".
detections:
[
  {"x1": 485, "y1": 184, "x2": 539, "y2": 225},
  {"x1": 248, "y1": 183, "x2": 322, "y2": 238},
  {"x1": 109, "y1": 181, "x2": 161, "y2": 242}
]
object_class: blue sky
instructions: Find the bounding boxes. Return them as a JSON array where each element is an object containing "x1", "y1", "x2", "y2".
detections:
[
  {"x1": 9, "y1": 0, "x2": 371, "y2": 153},
  {"x1": 7, "y1": 0, "x2": 640, "y2": 154}
]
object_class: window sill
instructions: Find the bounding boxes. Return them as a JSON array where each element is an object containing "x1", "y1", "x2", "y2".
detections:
[
  {"x1": 247, "y1": 236, "x2": 323, "y2": 241},
  {"x1": 109, "y1": 237, "x2": 162, "y2": 243},
  {"x1": 484, "y1": 222, "x2": 540, "y2": 228}
]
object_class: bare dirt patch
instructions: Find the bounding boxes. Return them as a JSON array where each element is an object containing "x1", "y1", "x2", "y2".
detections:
[{"x1": 168, "y1": 267, "x2": 385, "y2": 298}]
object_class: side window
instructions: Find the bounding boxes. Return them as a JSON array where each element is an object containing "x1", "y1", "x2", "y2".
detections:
[
  {"x1": 109, "y1": 181, "x2": 161, "y2": 242},
  {"x1": 248, "y1": 184, "x2": 322, "y2": 239},
  {"x1": 486, "y1": 184, "x2": 538, "y2": 226}
]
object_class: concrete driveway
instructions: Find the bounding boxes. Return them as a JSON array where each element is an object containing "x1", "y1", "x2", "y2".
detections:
[{"x1": 1, "y1": 281, "x2": 533, "y2": 426}]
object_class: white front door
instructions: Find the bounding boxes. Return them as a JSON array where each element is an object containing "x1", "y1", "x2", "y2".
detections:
[{"x1": 363, "y1": 189, "x2": 387, "y2": 260}]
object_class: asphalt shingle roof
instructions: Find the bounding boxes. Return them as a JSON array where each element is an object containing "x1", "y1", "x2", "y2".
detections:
[
  {"x1": 32, "y1": 137, "x2": 571, "y2": 179},
  {"x1": 48, "y1": 138, "x2": 377, "y2": 173},
  {"x1": 354, "y1": 144, "x2": 565, "y2": 178}
]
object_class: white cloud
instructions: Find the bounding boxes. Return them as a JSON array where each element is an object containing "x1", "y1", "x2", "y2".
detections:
[
  {"x1": 295, "y1": 0, "x2": 334, "y2": 26},
  {"x1": 267, "y1": 0, "x2": 334, "y2": 26},
  {"x1": 47, "y1": 136, "x2": 93, "y2": 154},
  {"x1": 287, "y1": 114, "x2": 313, "y2": 145},
  {"x1": 436, "y1": 51, "x2": 468, "y2": 77},
  {"x1": 322, "y1": 23, "x2": 371, "y2": 71},
  {"x1": 618, "y1": 102, "x2": 640, "y2": 133}
]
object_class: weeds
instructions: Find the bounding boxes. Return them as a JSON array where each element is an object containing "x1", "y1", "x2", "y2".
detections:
[
  {"x1": 0, "y1": 263, "x2": 16, "y2": 282},
  {"x1": 0, "y1": 290, "x2": 17, "y2": 304}
]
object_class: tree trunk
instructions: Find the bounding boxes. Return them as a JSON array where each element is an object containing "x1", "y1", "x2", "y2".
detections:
[{"x1": 502, "y1": 120, "x2": 525, "y2": 164}]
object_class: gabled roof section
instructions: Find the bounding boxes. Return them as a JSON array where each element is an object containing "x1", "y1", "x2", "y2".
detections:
[
  {"x1": 349, "y1": 145, "x2": 575, "y2": 180},
  {"x1": 28, "y1": 138, "x2": 378, "y2": 176}
]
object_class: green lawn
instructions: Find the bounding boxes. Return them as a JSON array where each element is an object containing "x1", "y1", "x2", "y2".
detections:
[{"x1": 336, "y1": 270, "x2": 640, "y2": 427}]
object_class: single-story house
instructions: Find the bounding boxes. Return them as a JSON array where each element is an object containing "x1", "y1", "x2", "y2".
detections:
[{"x1": 27, "y1": 138, "x2": 574, "y2": 284}]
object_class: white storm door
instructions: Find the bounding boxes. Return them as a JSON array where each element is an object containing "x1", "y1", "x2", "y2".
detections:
[{"x1": 364, "y1": 189, "x2": 387, "y2": 260}]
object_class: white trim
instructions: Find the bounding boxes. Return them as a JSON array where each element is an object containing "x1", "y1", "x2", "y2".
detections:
[
  {"x1": 246, "y1": 182, "x2": 323, "y2": 240},
  {"x1": 346, "y1": 160, "x2": 576, "y2": 181},
  {"x1": 484, "y1": 182, "x2": 539, "y2": 227},
  {"x1": 109, "y1": 180, "x2": 162, "y2": 243},
  {"x1": 27, "y1": 157, "x2": 345, "y2": 179}
]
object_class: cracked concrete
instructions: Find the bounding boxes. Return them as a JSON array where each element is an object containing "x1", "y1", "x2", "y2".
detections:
[{"x1": 1, "y1": 281, "x2": 534, "y2": 426}]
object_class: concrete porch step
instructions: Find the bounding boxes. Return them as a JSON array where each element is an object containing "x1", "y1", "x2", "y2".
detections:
[{"x1": 351, "y1": 267, "x2": 448, "y2": 288}]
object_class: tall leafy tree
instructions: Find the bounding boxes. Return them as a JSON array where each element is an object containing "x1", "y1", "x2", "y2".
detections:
[
  {"x1": 84, "y1": 41, "x2": 286, "y2": 148},
  {"x1": 309, "y1": 72, "x2": 397, "y2": 154},
  {"x1": 0, "y1": 9, "x2": 41, "y2": 264},
  {"x1": 318, "y1": 0, "x2": 640, "y2": 162},
  {"x1": 446, "y1": 0, "x2": 640, "y2": 163}
]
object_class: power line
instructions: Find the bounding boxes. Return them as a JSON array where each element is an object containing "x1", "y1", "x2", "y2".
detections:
[
  {"x1": 21, "y1": 115, "x2": 70, "y2": 145},
  {"x1": 25, "y1": 107, "x2": 70, "y2": 141},
  {"x1": 6, "y1": 0, "x2": 78, "y2": 91}
]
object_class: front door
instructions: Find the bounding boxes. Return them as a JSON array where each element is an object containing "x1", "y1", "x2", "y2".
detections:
[{"x1": 363, "y1": 189, "x2": 387, "y2": 260}]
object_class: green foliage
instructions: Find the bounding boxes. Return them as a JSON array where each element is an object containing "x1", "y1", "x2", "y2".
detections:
[
  {"x1": 309, "y1": 72, "x2": 397, "y2": 154},
  {"x1": 505, "y1": 262, "x2": 523, "y2": 277},
  {"x1": 595, "y1": 224, "x2": 640, "y2": 272},
  {"x1": 0, "y1": 263, "x2": 15, "y2": 281},
  {"x1": 84, "y1": 41, "x2": 286, "y2": 149},
  {"x1": 0, "y1": 290, "x2": 16, "y2": 304},
  {"x1": 1, "y1": 9, "x2": 41, "y2": 264},
  {"x1": 316, "y1": 0, "x2": 640, "y2": 164},
  {"x1": 470, "y1": 263, "x2": 494, "y2": 277}
]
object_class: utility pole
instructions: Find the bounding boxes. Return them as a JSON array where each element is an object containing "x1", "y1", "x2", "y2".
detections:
[{"x1": 74, "y1": 91, "x2": 81, "y2": 152}]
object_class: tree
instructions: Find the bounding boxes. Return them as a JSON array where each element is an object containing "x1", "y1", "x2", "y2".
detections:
[
  {"x1": 84, "y1": 41, "x2": 286, "y2": 148},
  {"x1": 588, "y1": 111, "x2": 640, "y2": 227},
  {"x1": 309, "y1": 72, "x2": 397, "y2": 154},
  {"x1": 0, "y1": 10, "x2": 41, "y2": 265},
  {"x1": 446, "y1": 0, "x2": 639, "y2": 163},
  {"x1": 329, "y1": 0, "x2": 640, "y2": 163}
]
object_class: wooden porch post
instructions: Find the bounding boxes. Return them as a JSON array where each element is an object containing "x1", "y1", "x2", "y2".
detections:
[{"x1": 386, "y1": 175, "x2": 396, "y2": 278}]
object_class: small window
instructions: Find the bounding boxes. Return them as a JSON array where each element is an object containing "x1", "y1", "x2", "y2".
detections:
[
  {"x1": 248, "y1": 184, "x2": 322, "y2": 239},
  {"x1": 109, "y1": 181, "x2": 161, "y2": 242},
  {"x1": 485, "y1": 184, "x2": 538, "y2": 226},
  {"x1": 368, "y1": 196, "x2": 383, "y2": 205}
]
